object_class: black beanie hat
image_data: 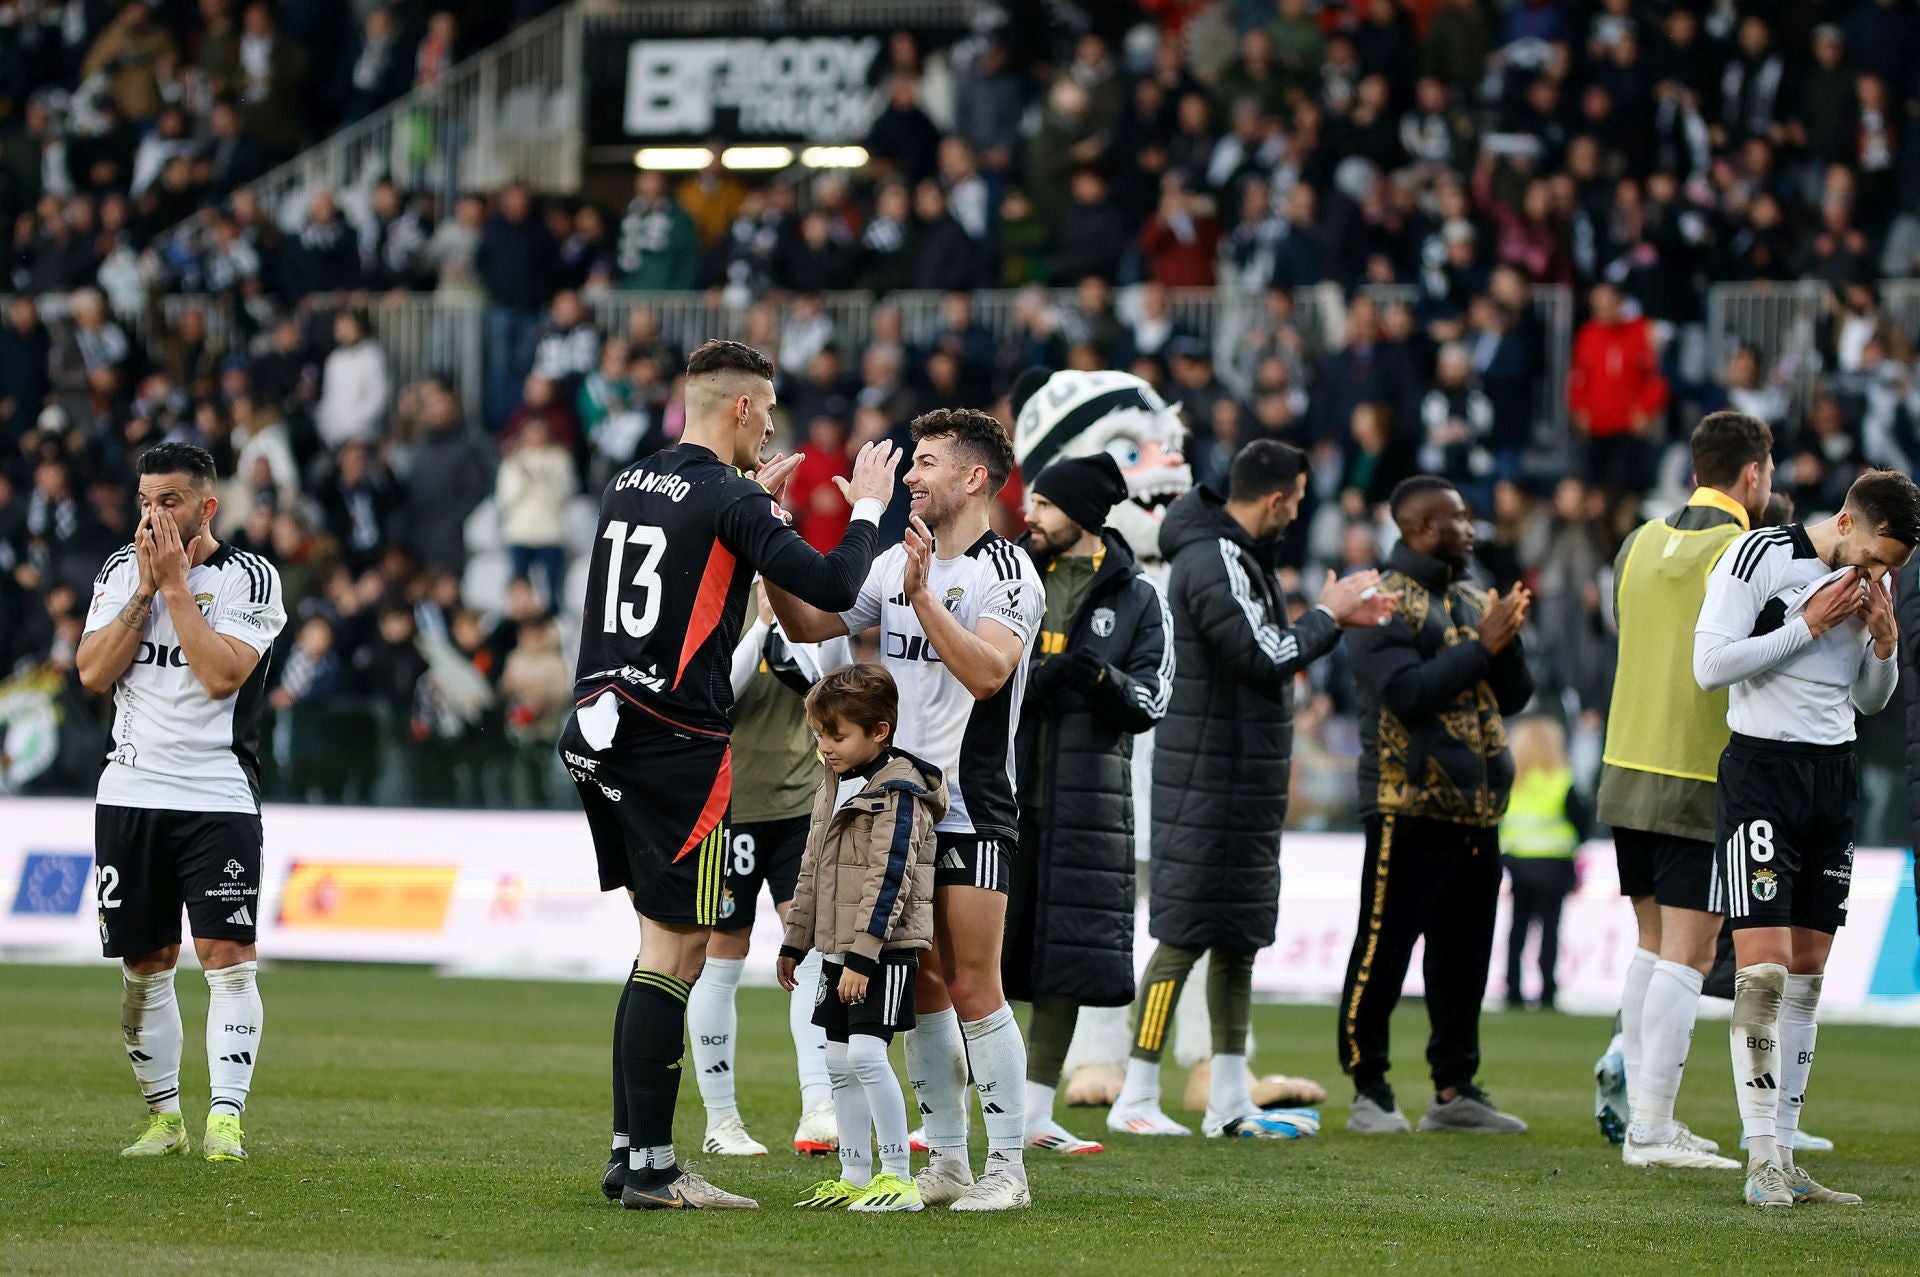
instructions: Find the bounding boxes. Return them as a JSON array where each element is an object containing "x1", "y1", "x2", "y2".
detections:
[{"x1": 1031, "y1": 452, "x2": 1129, "y2": 533}]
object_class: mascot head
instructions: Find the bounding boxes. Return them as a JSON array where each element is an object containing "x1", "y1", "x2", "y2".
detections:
[{"x1": 1011, "y1": 368, "x2": 1192, "y2": 560}]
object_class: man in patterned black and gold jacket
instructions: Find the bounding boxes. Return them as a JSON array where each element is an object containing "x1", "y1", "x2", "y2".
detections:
[{"x1": 1337, "y1": 476, "x2": 1536, "y2": 1138}]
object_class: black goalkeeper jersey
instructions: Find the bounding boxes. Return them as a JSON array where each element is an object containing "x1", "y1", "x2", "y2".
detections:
[{"x1": 572, "y1": 443, "x2": 878, "y2": 734}]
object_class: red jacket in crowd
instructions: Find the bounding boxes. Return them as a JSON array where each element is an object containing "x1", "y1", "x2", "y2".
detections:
[{"x1": 1568, "y1": 315, "x2": 1669, "y2": 437}]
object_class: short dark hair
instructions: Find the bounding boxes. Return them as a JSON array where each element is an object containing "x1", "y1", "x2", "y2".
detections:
[
  {"x1": 685, "y1": 338, "x2": 775, "y2": 382},
  {"x1": 805, "y1": 661, "x2": 898, "y2": 735},
  {"x1": 1388, "y1": 475, "x2": 1458, "y2": 522},
  {"x1": 1844, "y1": 468, "x2": 1920, "y2": 548},
  {"x1": 1226, "y1": 439, "x2": 1307, "y2": 502},
  {"x1": 138, "y1": 442, "x2": 217, "y2": 490},
  {"x1": 1690, "y1": 410, "x2": 1773, "y2": 489},
  {"x1": 910, "y1": 408, "x2": 1015, "y2": 495}
]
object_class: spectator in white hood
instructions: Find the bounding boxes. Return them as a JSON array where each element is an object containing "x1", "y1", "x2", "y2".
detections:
[{"x1": 316, "y1": 310, "x2": 391, "y2": 449}]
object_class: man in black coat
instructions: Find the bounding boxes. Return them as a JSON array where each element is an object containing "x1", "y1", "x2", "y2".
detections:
[
  {"x1": 1107, "y1": 440, "x2": 1394, "y2": 1140},
  {"x1": 1339, "y1": 476, "x2": 1534, "y2": 1136},
  {"x1": 1005, "y1": 454, "x2": 1171, "y2": 1156}
]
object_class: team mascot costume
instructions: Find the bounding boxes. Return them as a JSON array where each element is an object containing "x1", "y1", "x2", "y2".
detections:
[{"x1": 1010, "y1": 368, "x2": 1326, "y2": 1115}]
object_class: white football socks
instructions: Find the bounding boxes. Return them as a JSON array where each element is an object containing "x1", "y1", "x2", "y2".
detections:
[
  {"x1": 848, "y1": 1033, "x2": 910, "y2": 1179},
  {"x1": 1207, "y1": 1051, "x2": 1257, "y2": 1120},
  {"x1": 1024, "y1": 1080, "x2": 1060, "y2": 1138},
  {"x1": 790, "y1": 950, "x2": 831, "y2": 1113},
  {"x1": 904, "y1": 1006, "x2": 969, "y2": 1168},
  {"x1": 1730, "y1": 962, "x2": 1787, "y2": 1168},
  {"x1": 1628, "y1": 960, "x2": 1703, "y2": 1144},
  {"x1": 121, "y1": 965, "x2": 183, "y2": 1115},
  {"x1": 687, "y1": 956, "x2": 743, "y2": 1121},
  {"x1": 962, "y1": 1004, "x2": 1027, "y2": 1178},
  {"x1": 826, "y1": 1038, "x2": 873, "y2": 1186},
  {"x1": 1619, "y1": 946, "x2": 1657, "y2": 1114},
  {"x1": 1114, "y1": 1055, "x2": 1162, "y2": 1110},
  {"x1": 1776, "y1": 974, "x2": 1821, "y2": 1170},
  {"x1": 204, "y1": 961, "x2": 261, "y2": 1116}
]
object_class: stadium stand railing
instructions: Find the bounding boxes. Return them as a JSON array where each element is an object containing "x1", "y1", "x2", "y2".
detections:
[{"x1": 1707, "y1": 280, "x2": 1920, "y2": 416}]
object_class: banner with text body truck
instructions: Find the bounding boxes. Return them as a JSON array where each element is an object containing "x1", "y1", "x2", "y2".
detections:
[{"x1": 4, "y1": 799, "x2": 1916, "y2": 1022}]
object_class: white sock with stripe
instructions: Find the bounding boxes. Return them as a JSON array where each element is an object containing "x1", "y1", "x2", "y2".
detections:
[
  {"x1": 687, "y1": 956, "x2": 743, "y2": 1121},
  {"x1": 205, "y1": 961, "x2": 262, "y2": 1116},
  {"x1": 789, "y1": 950, "x2": 831, "y2": 1113},
  {"x1": 962, "y1": 1004, "x2": 1027, "y2": 1179},
  {"x1": 1619, "y1": 946, "x2": 1657, "y2": 1115},
  {"x1": 121, "y1": 965, "x2": 183, "y2": 1115},
  {"x1": 848, "y1": 1032, "x2": 910, "y2": 1179},
  {"x1": 826, "y1": 1038, "x2": 873, "y2": 1186},
  {"x1": 1628, "y1": 960, "x2": 1703, "y2": 1145},
  {"x1": 1730, "y1": 962, "x2": 1787, "y2": 1168},
  {"x1": 904, "y1": 1006, "x2": 969, "y2": 1169},
  {"x1": 1207, "y1": 1051, "x2": 1256, "y2": 1120},
  {"x1": 1775, "y1": 974, "x2": 1821, "y2": 1170}
]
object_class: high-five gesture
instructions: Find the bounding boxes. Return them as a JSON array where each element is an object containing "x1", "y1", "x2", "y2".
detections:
[
  {"x1": 750, "y1": 452, "x2": 803, "y2": 506},
  {"x1": 833, "y1": 439, "x2": 902, "y2": 507}
]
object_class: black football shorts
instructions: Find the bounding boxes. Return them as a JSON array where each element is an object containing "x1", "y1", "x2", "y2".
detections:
[
  {"x1": 94, "y1": 805, "x2": 262, "y2": 958},
  {"x1": 1711, "y1": 734, "x2": 1856, "y2": 934}
]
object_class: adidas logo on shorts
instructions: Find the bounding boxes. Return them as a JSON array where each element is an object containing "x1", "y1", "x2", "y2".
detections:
[{"x1": 226, "y1": 906, "x2": 253, "y2": 927}]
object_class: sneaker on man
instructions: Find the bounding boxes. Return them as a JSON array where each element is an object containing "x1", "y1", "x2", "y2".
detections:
[
  {"x1": 1203, "y1": 1107, "x2": 1319, "y2": 1139},
  {"x1": 702, "y1": 1113, "x2": 768, "y2": 1157},
  {"x1": 792, "y1": 1177, "x2": 864, "y2": 1209},
  {"x1": 948, "y1": 1169, "x2": 1031, "y2": 1213},
  {"x1": 847, "y1": 1172, "x2": 924, "y2": 1213},
  {"x1": 913, "y1": 1157, "x2": 975, "y2": 1207},
  {"x1": 1742, "y1": 1128, "x2": 1834, "y2": 1154},
  {"x1": 1025, "y1": 1117, "x2": 1104, "y2": 1154},
  {"x1": 1784, "y1": 1166, "x2": 1862, "y2": 1205},
  {"x1": 1674, "y1": 1123, "x2": 1721, "y2": 1155},
  {"x1": 1622, "y1": 1123, "x2": 1740, "y2": 1170},
  {"x1": 792, "y1": 1106, "x2": 837, "y2": 1157},
  {"x1": 1417, "y1": 1085, "x2": 1528, "y2": 1134},
  {"x1": 908, "y1": 1125, "x2": 930, "y2": 1153},
  {"x1": 621, "y1": 1167, "x2": 759, "y2": 1210},
  {"x1": 1347, "y1": 1086, "x2": 1412, "y2": 1135},
  {"x1": 203, "y1": 1114, "x2": 247, "y2": 1162},
  {"x1": 1743, "y1": 1160, "x2": 1793, "y2": 1208},
  {"x1": 122, "y1": 1113, "x2": 189, "y2": 1158},
  {"x1": 601, "y1": 1157, "x2": 627, "y2": 1201},
  {"x1": 1105, "y1": 1101, "x2": 1192, "y2": 1136},
  {"x1": 1593, "y1": 1046, "x2": 1628, "y2": 1146}
]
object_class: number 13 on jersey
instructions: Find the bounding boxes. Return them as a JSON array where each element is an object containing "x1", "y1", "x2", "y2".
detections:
[{"x1": 601, "y1": 520, "x2": 667, "y2": 637}]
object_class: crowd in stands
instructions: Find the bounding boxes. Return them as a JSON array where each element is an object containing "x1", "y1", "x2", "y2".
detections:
[{"x1": 2, "y1": 0, "x2": 1917, "y2": 833}]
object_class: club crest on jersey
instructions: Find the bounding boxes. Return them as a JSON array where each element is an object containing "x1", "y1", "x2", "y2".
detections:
[
  {"x1": 1750, "y1": 868, "x2": 1778, "y2": 902},
  {"x1": 194, "y1": 592, "x2": 215, "y2": 619},
  {"x1": 943, "y1": 586, "x2": 966, "y2": 614},
  {"x1": 1091, "y1": 606, "x2": 1116, "y2": 637}
]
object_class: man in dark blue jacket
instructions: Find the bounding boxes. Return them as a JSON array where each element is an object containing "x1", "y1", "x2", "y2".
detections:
[{"x1": 1006, "y1": 453, "x2": 1171, "y2": 1157}]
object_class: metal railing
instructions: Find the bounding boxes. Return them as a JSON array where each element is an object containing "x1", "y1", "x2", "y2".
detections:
[
  {"x1": 1705, "y1": 278, "x2": 1920, "y2": 414},
  {"x1": 199, "y1": 283, "x2": 1573, "y2": 448},
  {"x1": 577, "y1": 0, "x2": 979, "y2": 32},
  {"x1": 174, "y1": 4, "x2": 581, "y2": 243}
]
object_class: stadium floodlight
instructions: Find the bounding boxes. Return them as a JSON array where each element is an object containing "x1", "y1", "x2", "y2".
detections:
[
  {"x1": 800, "y1": 145, "x2": 869, "y2": 169},
  {"x1": 633, "y1": 147, "x2": 713, "y2": 170},
  {"x1": 720, "y1": 145, "x2": 795, "y2": 170}
]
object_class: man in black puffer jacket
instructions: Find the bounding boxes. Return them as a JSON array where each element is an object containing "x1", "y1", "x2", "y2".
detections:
[
  {"x1": 1107, "y1": 440, "x2": 1396, "y2": 1141},
  {"x1": 1005, "y1": 454, "x2": 1172, "y2": 1156}
]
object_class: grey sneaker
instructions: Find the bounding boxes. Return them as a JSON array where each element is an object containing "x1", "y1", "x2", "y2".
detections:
[
  {"x1": 1784, "y1": 1165, "x2": 1861, "y2": 1205},
  {"x1": 1743, "y1": 1160, "x2": 1792, "y2": 1208},
  {"x1": 1418, "y1": 1086, "x2": 1528, "y2": 1134},
  {"x1": 1347, "y1": 1088, "x2": 1412, "y2": 1134}
]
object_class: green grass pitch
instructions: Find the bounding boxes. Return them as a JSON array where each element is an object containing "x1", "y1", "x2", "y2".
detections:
[{"x1": 2, "y1": 962, "x2": 1917, "y2": 1275}]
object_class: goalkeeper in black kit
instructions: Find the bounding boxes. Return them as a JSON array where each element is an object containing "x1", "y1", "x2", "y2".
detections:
[{"x1": 560, "y1": 339, "x2": 900, "y2": 1211}]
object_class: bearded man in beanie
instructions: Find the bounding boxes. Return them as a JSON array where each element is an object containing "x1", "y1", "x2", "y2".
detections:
[{"x1": 1005, "y1": 453, "x2": 1173, "y2": 1156}]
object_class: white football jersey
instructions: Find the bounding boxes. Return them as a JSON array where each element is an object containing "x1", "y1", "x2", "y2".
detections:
[
  {"x1": 840, "y1": 531, "x2": 1043, "y2": 839},
  {"x1": 83, "y1": 542, "x2": 287, "y2": 813},
  {"x1": 1695, "y1": 523, "x2": 1898, "y2": 746}
]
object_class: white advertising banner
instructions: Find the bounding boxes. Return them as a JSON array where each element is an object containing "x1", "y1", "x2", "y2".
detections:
[{"x1": 4, "y1": 801, "x2": 1916, "y2": 1021}]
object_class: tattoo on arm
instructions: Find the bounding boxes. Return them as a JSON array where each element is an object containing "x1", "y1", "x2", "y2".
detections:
[{"x1": 117, "y1": 592, "x2": 153, "y2": 631}]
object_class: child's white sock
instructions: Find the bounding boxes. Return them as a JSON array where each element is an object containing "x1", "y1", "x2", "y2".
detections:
[
  {"x1": 825, "y1": 1038, "x2": 872, "y2": 1186},
  {"x1": 848, "y1": 1032, "x2": 910, "y2": 1179}
]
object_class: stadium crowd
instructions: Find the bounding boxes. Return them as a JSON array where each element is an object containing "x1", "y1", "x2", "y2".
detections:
[{"x1": 2, "y1": 0, "x2": 1918, "y2": 832}]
